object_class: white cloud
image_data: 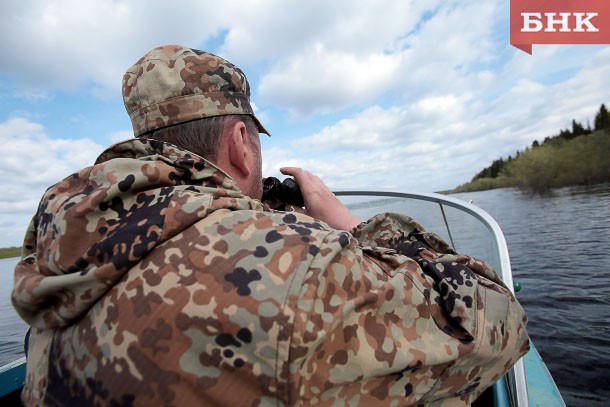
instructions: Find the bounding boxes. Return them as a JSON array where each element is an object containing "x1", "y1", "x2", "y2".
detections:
[
  {"x1": 109, "y1": 130, "x2": 134, "y2": 144},
  {"x1": 0, "y1": 117, "x2": 103, "y2": 247},
  {"x1": 294, "y1": 106, "x2": 403, "y2": 150},
  {"x1": 256, "y1": 0, "x2": 499, "y2": 118},
  {"x1": 259, "y1": 45, "x2": 404, "y2": 117},
  {"x1": 220, "y1": 0, "x2": 439, "y2": 63},
  {"x1": 258, "y1": 37, "x2": 609, "y2": 195},
  {"x1": 291, "y1": 93, "x2": 474, "y2": 155},
  {"x1": 11, "y1": 90, "x2": 52, "y2": 103},
  {"x1": 1, "y1": 0, "x2": 445, "y2": 117},
  {"x1": 409, "y1": 95, "x2": 471, "y2": 125},
  {"x1": 0, "y1": 0, "x2": 234, "y2": 91}
]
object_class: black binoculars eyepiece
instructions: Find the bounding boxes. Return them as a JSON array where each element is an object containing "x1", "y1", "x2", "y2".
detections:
[{"x1": 262, "y1": 177, "x2": 304, "y2": 208}]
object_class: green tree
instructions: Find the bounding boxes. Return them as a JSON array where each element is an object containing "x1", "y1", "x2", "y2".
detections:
[
  {"x1": 501, "y1": 131, "x2": 610, "y2": 194},
  {"x1": 594, "y1": 104, "x2": 610, "y2": 130},
  {"x1": 471, "y1": 157, "x2": 508, "y2": 181},
  {"x1": 571, "y1": 120, "x2": 585, "y2": 138},
  {"x1": 489, "y1": 158, "x2": 505, "y2": 178},
  {"x1": 452, "y1": 102, "x2": 610, "y2": 194},
  {"x1": 503, "y1": 146, "x2": 561, "y2": 194},
  {"x1": 543, "y1": 134, "x2": 564, "y2": 147},
  {"x1": 559, "y1": 128, "x2": 574, "y2": 141}
]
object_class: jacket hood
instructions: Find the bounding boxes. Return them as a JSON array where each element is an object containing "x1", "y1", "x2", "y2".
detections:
[{"x1": 12, "y1": 139, "x2": 263, "y2": 328}]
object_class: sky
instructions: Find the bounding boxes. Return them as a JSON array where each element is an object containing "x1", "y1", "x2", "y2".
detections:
[{"x1": 0, "y1": 0, "x2": 609, "y2": 248}]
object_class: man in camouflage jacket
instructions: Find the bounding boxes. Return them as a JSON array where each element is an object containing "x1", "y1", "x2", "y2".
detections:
[{"x1": 12, "y1": 45, "x2": 529, "y2": 406}]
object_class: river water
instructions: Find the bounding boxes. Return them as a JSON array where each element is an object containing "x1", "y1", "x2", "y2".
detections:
[
  {"x1": 453, "y1": 184, "x2": 610, "y2": 407},
  {"x1": 0, "y1": 256, "x2": 28, "y2": 367},
  {"x1": 1, "y1": 184, "x2": 609, "y2": 406}
]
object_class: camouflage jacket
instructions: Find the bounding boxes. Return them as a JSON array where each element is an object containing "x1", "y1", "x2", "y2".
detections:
[{"x1": 12, "y1": 139, "x2": 529, "y2": 406}]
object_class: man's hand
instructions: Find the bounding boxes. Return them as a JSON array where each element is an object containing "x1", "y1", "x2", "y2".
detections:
[{"x1": 280, "y1": 167, "x2": 363, "y2": 231}]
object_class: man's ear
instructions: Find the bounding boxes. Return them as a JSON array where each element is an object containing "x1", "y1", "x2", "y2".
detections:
[{"x1": 227, "y1": 120, "x2": 250, "y2": 177}]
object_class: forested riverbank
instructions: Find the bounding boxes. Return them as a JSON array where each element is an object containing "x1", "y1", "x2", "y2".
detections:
[
  {"x1": 0, "y1": 247, "x2": 21, "y2": 260},
  {"x1": 449, "y1": 104, "x2": 610, "y2": 195}
]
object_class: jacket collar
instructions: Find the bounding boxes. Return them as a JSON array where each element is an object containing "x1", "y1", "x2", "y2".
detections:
[{"x1": 96, "y1": 138, "x2": 241, "y2": 193}]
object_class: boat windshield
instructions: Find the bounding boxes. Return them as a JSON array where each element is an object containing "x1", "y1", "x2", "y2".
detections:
[{"x1": 337, "y1": 191, "x2": 501, "y2": 270}]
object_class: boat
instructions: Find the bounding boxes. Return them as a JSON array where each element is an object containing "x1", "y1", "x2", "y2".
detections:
[
  {"x1": 0, "y1": 190, "x2": 565, "y2": 406},
  {"x1": 0, "y1": 355, "x2": 25, "y2": 404}
]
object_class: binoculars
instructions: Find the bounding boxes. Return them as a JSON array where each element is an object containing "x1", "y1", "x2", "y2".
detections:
[{"x1": 262, "y1": 177, "x2": 304, "y2": 208}]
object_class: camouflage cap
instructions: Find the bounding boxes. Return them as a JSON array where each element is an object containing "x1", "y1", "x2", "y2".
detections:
[{"x1": 123, "y1": 44, "x2": 270, "y2": 137}]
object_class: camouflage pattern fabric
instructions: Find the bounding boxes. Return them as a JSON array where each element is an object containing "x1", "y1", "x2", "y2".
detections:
[
  {"x1": 12, "y1": 139, "x2": 529, "y2": 406},
  {"x1": 123, "y1": 45, "x2": 270, "y2": 137}
]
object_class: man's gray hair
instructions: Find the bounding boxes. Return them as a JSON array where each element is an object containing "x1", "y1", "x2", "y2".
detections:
[{"x1": 140, "y1": 115, "x2": 259, "y2": 160}]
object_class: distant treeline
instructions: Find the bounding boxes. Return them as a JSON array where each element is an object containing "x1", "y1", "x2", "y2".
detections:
[
  {"x1": 0, "y1": 246, "x2": 22, "y2": 259},
  {"x1": 451, "y1": 103, "x2": 610, "y2": 194}
]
